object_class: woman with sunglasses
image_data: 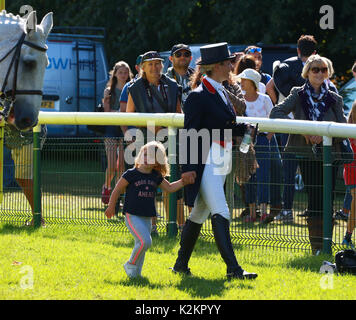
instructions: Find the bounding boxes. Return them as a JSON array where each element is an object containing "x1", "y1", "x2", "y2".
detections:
[{"x1": 269, "y1": 54, "x2": 347, "y2": 255}]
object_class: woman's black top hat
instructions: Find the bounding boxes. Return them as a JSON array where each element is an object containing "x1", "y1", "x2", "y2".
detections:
[{"x1": 197, "y1": 42, "x2": 235, "y2": 65}]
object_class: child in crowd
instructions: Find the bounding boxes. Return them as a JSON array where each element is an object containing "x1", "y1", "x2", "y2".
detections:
[
  {"x1": 343, "y1": 101, "x2": 356, "y2": 249},
  {"x1": 105, "y1": 141, "x2": 195, "y2": 278}
]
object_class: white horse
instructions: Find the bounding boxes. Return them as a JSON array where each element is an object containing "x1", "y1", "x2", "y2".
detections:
[{"x1": 0, "y1": 10, "x2": 53, "y2": 131}]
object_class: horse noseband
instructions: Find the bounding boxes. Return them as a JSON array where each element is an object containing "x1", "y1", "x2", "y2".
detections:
[{"x1": 0, "y1": 31, "x2": 48, "y2": 120}]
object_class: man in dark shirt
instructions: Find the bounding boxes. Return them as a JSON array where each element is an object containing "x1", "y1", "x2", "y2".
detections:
[
  {"x1": 271, "y1": 35, "x2": 317, "y2": 102},
  {"x1": 166, "y1": 44, "x2": 195, "y2": 108}
]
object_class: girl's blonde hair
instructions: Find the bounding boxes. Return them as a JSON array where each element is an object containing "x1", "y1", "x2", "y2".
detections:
[{"x1": 134, "y1": 141, "x2": 170, "y2": 177}]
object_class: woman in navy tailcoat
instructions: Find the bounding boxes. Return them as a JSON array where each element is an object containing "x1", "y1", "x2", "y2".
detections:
[{"x1": 173, "y1": 43, "x2": 258, "y2": 280}]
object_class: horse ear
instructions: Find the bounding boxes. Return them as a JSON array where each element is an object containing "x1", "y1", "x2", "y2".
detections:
[
  {"x1": 40, "y1": 12, "x2": 53, "y2": 38},
  {"x1": 26, "y1": 10, "x2": 37, "y2": 35}
]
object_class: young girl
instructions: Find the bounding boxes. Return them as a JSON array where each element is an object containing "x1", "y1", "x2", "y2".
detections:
[
  {"x1": 343, "y1": 100, "x2": 356, "y2": 249},
  {"x1": 101, "y1": 61, "x2": 134, "y2": 205},
  {"x1": 105, "y1": 141, "x2": 195, "y2": 278}
]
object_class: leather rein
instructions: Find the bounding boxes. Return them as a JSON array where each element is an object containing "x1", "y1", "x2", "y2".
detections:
[{"x1": 0, "y1": 31, "x2": 48, "y2": 121}]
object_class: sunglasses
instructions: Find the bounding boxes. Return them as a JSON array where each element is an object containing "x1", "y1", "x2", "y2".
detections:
[
  {"x1": 175, "y1": 51, "x2": 191, "y2": 58},
  {"x1": 247, "y1": 47, "x2": 262, "y2": 54},
  {"x1": 310, "y1": 67, "x2": 328, "y2": 74}
]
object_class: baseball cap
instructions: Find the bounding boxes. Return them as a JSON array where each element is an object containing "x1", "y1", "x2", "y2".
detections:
[
  {"x1": 136, "y1": 54, "x2": 143, "y2": 66},
  {"x1": 170, "y1": 44, "x2": 191, "y2": 56},
  {"x1": 141, "y1": 51, "x2": 164, "y2": 63}
]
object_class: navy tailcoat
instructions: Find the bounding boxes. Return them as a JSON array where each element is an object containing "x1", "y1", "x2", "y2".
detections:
[{"x1": 180, "y1": 78, "x2": 246, "y2": 207}]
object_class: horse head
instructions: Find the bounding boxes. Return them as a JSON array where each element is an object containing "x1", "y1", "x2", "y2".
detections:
[{"x1": 0, "y1": 10, "x2": 53, "y2": 131}]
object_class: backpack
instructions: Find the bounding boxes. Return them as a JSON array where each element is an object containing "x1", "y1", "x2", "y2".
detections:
[{"x1": 335, "y1": 249, "x2": 356, "y2": 275}]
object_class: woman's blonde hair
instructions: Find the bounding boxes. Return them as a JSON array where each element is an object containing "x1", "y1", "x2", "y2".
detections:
[
  {"x1": 324, "y1": 57, "x2": 335, "y2": 78},
  {"x1": 134, "y1": 141, "x2": 170, "y2": 177},
  {"x1": 301, "y1": 54, "x2": 329, "y2": 79}
]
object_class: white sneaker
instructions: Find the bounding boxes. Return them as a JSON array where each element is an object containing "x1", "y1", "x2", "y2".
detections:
[
  {"x1": 124, "y1": 261, "x2": 138, "y2": 278},
  {"x1": 274, "y1": 210, "x2": 293, "y2": 222}
]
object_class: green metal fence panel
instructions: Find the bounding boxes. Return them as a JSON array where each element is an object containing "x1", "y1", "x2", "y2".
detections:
[{"x1": 1, "y1": 135, "x2": 355, "y2": 254}]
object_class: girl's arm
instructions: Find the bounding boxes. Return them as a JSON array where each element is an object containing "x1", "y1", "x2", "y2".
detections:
[
  {"x1": 159, "y1": 171, "x2": 196, "y2": 193},
  {"x1": 159, "y1": 178, "x2": 185, "y2": 194},
  {"x1": 105, "y1": 177, "x2": 129, "y2": 218}
]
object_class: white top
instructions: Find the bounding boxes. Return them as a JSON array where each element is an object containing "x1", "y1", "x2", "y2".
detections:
[
  {"x1": 205, "y1": 76, "x2": 228, "y2": 105},
  {"x1": 245, "y1": 92, "x2": 274, "y2": 118},
  {"x1": 259, "y1": 82, "x2": 266, "y2": 94}
]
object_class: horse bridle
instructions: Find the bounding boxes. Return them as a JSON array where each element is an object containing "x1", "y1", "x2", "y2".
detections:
[{"x1": 0, "y1": 31, "x2": 48, "y2": 121}]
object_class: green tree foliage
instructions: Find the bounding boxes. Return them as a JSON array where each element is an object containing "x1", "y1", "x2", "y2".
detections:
[{"x1": 5, "y1": 0, "x2": 356, "y2": 84}]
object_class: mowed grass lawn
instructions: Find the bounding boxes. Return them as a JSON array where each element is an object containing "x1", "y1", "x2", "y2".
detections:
[{"x1": 1, "y1": 223, "x2": 356, "y2": 301}]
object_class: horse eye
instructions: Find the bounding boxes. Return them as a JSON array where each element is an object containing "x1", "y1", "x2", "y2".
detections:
[{"x1": 23, "y1": 57, "x2": 37, "y2": 69}]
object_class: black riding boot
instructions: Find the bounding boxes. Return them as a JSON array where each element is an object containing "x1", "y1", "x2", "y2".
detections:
[
  {"x1": 211, "y1": 214, "x2": 257, "y2": 280},
  {"x1": 172, "y1": 219, "x2": 202, "y2": 275}
]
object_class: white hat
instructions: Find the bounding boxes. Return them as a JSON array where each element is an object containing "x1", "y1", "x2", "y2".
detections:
[{"x1": 236, "y1": 68, "x2": 261, "y2": 91}]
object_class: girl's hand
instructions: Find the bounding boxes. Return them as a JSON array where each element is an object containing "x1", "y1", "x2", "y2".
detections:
[{"x1": 105, "y1": 206, "x2": 115, "y2": 219}]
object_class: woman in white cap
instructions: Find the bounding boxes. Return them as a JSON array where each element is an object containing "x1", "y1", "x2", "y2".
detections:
[{"x1": 236, "y1": 68, "x2": 280, "y2": 223}]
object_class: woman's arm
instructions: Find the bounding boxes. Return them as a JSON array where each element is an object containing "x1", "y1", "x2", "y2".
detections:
[
  {"x1": 126, "y1": 94, "x2": 136, "y2": 113},
  {"x1": 120, "y1": 101, "x2": 128, "y2": 135},
  {"x1": 176, "y1": 98, "x2": 182, "y2": 113},
  {"x1": 105, "y1": 177, "x2": 129, "y2": 218},
  {"x1": 103, "y1": 88, "x2": 111, "y2": 112},
  {"x1": 266, "y1": 78, "x2": 278, "y2": 105},
  {"x1": 269, "y1": 87, "x2": 298, "y2": 119}
]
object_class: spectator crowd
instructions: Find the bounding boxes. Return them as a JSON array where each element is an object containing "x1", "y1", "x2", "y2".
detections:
[{"x1": 98, "y1": 34, "x2": 356, "y2": 256}]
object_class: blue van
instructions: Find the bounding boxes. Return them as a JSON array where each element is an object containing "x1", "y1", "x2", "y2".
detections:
[
  {"x1": 3, "y1": 27, "x2": 110, "y2": 187},
  {"x1": 40, "y1": 27, "x2": 109, "y2": 137}
]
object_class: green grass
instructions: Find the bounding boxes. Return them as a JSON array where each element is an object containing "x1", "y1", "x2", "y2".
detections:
[{"x1": 1, "y1": 223, "x2": 356, "y2": 300}]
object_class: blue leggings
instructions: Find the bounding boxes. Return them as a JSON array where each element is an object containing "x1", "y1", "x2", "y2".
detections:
[{"x1": 125, "y1": 213, "x2": 152, "y2": 276}]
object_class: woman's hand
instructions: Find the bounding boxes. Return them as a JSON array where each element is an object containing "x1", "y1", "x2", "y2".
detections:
[
  {"x1": 267, "y1": 132, "x2": 274, "y2": 141},
  {"x1": 181, "y1": 171, "x2": 197, "y2": 185},
  {"x1": 303, "y1": 135, "x2": 323, "y2": 145}
]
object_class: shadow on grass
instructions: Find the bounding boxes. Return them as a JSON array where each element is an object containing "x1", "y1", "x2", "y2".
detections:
[
  {"x1": 286, "y1": 254, "x2": 333, "y2": 273},
  {"x1": 105, "y1": 277, "x2": 164, "y2": 290},
  {"x1": 0, "y1": 223, "x2": 40, "y2": 235},
  {"x1": 175, "y1": 276, "x2": 254, "y2": 298}
]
